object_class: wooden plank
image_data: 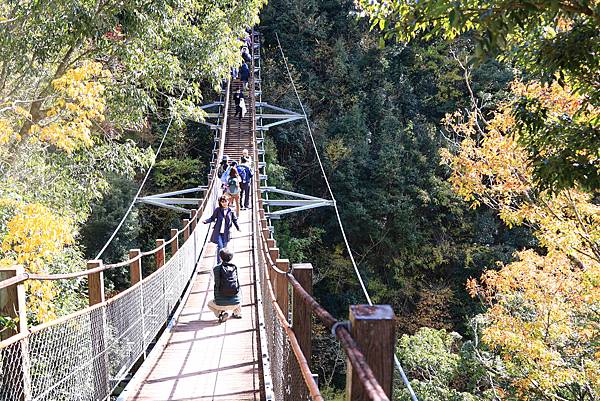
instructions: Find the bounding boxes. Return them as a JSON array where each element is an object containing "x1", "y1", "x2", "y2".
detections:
[
  {"x1": 129, "y1": 249, "x2": 142, "y2": 285},
  {"x1": 170, "y1": 229, "x2": 179, "y2": 255},
  {"x1": 0, "y1": 266, "x2": 27, "y2": 339},
  {"x1": 88, "y1": 260, "x2": 105, "y2": 306},
  {"x1": 126, "y1": 211, "x2": 259, "y2": 401},
  {"x1": 156, "y1": 239, "x2": 165, "y2": 268}
]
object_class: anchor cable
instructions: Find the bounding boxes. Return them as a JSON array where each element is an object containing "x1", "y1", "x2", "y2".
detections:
[
  {"x1": 95, "y1": 90, "x2": 186, "y2": 260},
  {"x1": 275, "y1": 32, "x2": 419, "y2": 401}
]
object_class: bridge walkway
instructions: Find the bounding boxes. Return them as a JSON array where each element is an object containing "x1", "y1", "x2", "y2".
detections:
[
  {"x1": 124, "y1": 219, "x2": 260, "y2": 400},
  {"x1": 123, "y1": 76, "x2": 260, "y2": 401}
]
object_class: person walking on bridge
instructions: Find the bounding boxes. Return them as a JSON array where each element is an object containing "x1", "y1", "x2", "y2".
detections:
[
  {"x1": 226, "y1": 165, "x2": 242, "y2": 216},
  {"x1": 203, "y1": 196, "x2": 240, "y2": 263},
  {"x1": 242, "y1": 148, "x2": 253, "y2": 168},
  {"x1": 240, "y1": 61, "x2": 250, "y2": 90},
  {"x1": 239, "y1": 156, "x2": 253, "y2": 210},
  {"x1": 207, "y1": 248, "x2": 242, "y2": 322}
]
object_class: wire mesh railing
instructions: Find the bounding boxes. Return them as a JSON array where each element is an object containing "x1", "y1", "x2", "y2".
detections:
[
  {"x1": 252, "y1": 29, "x2": 394, "y2": 401},
  {"x1": 251, "y1": 29, "x2": 323, "y2": 401}
]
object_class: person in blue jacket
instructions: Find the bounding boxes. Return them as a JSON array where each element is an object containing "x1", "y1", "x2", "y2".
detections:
[
  {"x1": 207, "y1": 248, "x2": 242, "y2": 322},
  {"x1": 203, "y1": 196, "x2": 240, "y2": 263},
  {"x1": 240, "y1": 62, "x2": 250, "y2": 90},
  {"x1": 239, "y1": 156, "x2": 253, "y2": 210}
]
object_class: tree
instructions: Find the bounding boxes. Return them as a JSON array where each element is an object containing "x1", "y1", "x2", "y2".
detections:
[
  {"x1": 0, "y1": 0, "x2": 266, "y2": 324},
  {"x1": 356, "y1": 0, "x2": 600, "y2": 192},
  {"x1": 442, "y1": 69, "x2": 600, "y2": 400},
  {"x1": 395, "y1": 327, "x2": 497, "y2": 401}
]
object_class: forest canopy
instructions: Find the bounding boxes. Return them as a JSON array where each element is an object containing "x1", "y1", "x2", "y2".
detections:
[
  {"x1": 0, "y1": 0, "x2": 264, "y2": 325},
  {"x1": 356, "y1": 0, "x2": 600, "y2": 192}
]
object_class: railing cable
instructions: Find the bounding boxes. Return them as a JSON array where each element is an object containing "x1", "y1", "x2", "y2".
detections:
[
  {"x1": 94, "y1": 90, "x2": 187, "y2": 260},
  {"x1": 274, "y1": 32, "x2": 419, "y2": 401}
]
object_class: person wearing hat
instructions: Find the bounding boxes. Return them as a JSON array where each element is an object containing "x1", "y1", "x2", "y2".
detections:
[
  {"x1": 207, "y1": 248, "x2": 242, "y2": 322},
  {"x1": 217, "y1": 155, "x2": 229, "y2": 178}
]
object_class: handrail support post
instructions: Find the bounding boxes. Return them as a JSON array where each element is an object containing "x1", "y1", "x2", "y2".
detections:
[{"x1": 346, "y1": 305, "x2": 396, "y2": 400}]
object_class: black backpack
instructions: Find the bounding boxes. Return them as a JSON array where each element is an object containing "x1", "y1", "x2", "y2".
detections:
[{"x1": 219, "y1": 262, "x2": 239, "y2": 296}]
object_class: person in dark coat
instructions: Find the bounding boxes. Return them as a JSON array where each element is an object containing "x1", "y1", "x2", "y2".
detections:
[
  {"x1": 207, "y1": 248, "x2": 242, "y2": 322},
  {"x1": 241, "y1": 46, "x2": 252, "y2": 63},
  {"x1": 217, "y1": 155, "x2": 229, "y2": 178},
  {"x1": 240, "y1": 62, "x2": 250, "y2": 90},
  {"x1": 203, "y1": 196, "x2": 240, "y2": 263},
  {"x1": 233, "y1": 89, "x2": 244, "y2": 119}
]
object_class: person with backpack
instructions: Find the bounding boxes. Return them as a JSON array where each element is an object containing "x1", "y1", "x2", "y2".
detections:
[
  {"x1": 239, "y1": 156, "x2": 253, "y2": 210},
  {"x1": 226, "y1": 166, "x2": 241, "y2": 216},
  {"x1": 207, "y1": 248, "x2": 242, "y2": 322},
  {"x1": 203, "y1": 196, "x2": 240, "y2": 263}
]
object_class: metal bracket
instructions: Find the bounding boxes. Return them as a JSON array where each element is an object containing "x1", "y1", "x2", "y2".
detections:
[
  {"x1": 137, "y1": 186, "x2": 207, "y2": 214},
  {"x1": 255, "y1": 102, "x2": 303, "y2": 130},
  {"x1": 260, "y1": 186, "x2": 334, "y2": 219}
]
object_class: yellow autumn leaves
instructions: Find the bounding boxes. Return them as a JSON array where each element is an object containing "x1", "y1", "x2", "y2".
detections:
[
  {"x1": 0, "y1": 61, "x2": 110, "y2": 323},
  {"x1": 443, "y1": 80, "x2": 600, "y2": 399},
  {"x1": 0, "y1": 201, "x2": 75, "y2": 323},
  {"x1": 31, "y1": 61, "x2": 110, "y2": 153},
  {"x1": 0, "y1": 61, "x2": 110, "y2": 153}
]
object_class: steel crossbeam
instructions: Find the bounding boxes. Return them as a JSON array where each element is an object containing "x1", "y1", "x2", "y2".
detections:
[
  {"x1": 259, "y1": 186, "x2": 334, "y2": 219},
  {"x1": 136, "y1": 198, "x2": 191, "y2": 214},
  {"x1": 254, "y1": 102, "x2": 303, "y2": 131},
  {"x1": 136, "y1": 186, "x2": 207, "y2": 213}
]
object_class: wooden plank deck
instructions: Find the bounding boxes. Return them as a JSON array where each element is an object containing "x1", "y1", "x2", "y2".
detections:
[{"x1": 126, "y1": 212, "x2": 260, "y2": 401}]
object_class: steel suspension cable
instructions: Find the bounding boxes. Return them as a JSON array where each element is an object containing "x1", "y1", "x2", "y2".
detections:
[
  {"x1": 94, "y1": 90, "x2": 187, "y2": 260},
  {"x1": 274, "y1": 32, "x2": 419, "y2": 401}
]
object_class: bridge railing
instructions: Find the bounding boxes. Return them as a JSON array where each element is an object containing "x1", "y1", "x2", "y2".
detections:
[
  {"x1": 0, "y1": 79, "x2": 231, "y2": 401},
  {"x1": 251, "y1": 30, "x2": 394, "y2": 401}
]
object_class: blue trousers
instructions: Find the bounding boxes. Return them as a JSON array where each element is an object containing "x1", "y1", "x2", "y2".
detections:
[
  {"x1": 216, "y1": 234, "x2": 228, "y2": 263},
  {"x1": 240, "y1": 182, "x2": 250, "y2": 208}
]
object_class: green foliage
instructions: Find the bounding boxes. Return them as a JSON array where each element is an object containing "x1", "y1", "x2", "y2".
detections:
[
  {"x1": 154, "y1": 158, "x2": 203, "y2": 189},
  {"x1": 395, "y1": 328, "x2": 495, "y2": 401},
  {"x1": 356, "y1": 0, "x2": 600, "y2": 192},
  {"x1": 0, "y1": 315, "x2": 18, "y2": 336},
  {"x1": 261, "y1": 0, "x2": 529, "y2": 330},
  {"x1": 0, "y1": 0, "x2": 265, "y2": 322}
]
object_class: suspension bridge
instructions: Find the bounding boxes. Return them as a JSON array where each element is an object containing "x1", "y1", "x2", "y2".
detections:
[{"x1": 0, "y1": 31, "x2": 410, "y2": 401}]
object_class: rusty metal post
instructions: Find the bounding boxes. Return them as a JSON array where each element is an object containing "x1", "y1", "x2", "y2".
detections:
[
  {"x1": 292, "y1": 263, "x2": 313, "y2": 363},
  {"x1": 170, "y1": 229, "x2": 179, "y2": 255},
  {"x1": 129, "y1": 249, "x2": 142, "y2": 285},
  {"x1": 346, "y1": 305, "x2": 396, "y2": 400},
  {"x1": 156, "y1": 239, "x2": 165, "y2": 268}
]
